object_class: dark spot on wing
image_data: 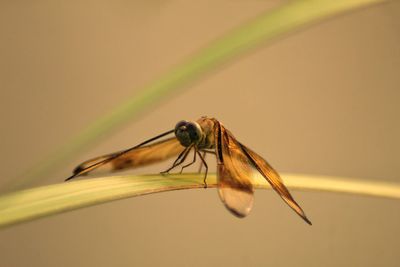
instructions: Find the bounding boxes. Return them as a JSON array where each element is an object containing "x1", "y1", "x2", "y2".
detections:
[
  {"x1": 114, "y1": 158, "x2": 134, "y2": 170},
  {"x1": 73, "y1": 166, "x2": 84, "y2": 176}
]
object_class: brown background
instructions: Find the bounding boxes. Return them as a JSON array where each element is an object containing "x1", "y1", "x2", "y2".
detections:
[{"x1": 0, "y1": 1, "x2": 399, "y2": 266}]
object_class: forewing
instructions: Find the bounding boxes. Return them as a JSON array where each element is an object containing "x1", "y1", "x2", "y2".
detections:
[
  {"x1": 240, "y1": 144, "x2": 311, "y2": 225},
  {"x1": 70, "y1": 137, "x2": 185, "y2": 179},
  {"x1": 216, "y1": 124, "x2": 255, "y2": 217}
]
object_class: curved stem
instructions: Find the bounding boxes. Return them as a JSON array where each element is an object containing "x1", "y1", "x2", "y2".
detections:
[{"x1": 0, "y1": 173, "x2": 399, "y2": 229}]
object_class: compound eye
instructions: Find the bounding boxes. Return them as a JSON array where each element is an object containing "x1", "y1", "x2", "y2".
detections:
[
  {"x1": 174, "y1": 120, "x2": 187, "y2": 132},
  {"x1": 186, "y1": 122, "x2": 201, "y2": 142}
]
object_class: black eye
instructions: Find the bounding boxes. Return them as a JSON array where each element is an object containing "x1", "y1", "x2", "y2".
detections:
[
  {"x1": 175, "y1": 120, "x2": 187, "y2": 132},
  {"x1": 186, "y1": 122, "x2": 200, "y2": 141}
]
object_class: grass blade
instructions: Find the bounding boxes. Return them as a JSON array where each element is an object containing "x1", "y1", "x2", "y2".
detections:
[{"x1": 1, "y1": 173, "x2": 399, "y2": 229}]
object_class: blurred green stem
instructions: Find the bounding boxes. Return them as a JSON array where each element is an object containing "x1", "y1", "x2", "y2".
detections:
[{"x1": 7, "y1": 0, "x2": 385, "y2": 191}]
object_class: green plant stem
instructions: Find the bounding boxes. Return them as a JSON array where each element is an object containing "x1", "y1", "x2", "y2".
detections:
[
  {"x1": 8, "y1": 0, "x2": 385, "y2": 192},
  {"x1": 1, "y1": 173, "x2": 399, "y2": 229}
]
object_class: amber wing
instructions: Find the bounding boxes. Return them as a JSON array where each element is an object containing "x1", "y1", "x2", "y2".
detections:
[
  {"x1": 239, "y1": 144, "x2": 312, "y2": 225},
  {"x1": 214, "y1": 120, "x2": 311, "y2": 224},
  {"x1": 215, "y1": 122, "x2": 255, "y2": 217},
  {"x1": 67, "y1": 137, "x2": 185, "y2": 180}
]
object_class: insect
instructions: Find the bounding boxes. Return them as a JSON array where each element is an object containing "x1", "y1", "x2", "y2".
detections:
[{"x1": 66, "y1": 116, "x2": 311, "y2": 224}]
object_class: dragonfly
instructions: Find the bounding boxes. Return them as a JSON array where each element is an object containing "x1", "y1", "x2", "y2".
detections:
[{"x1": 66, "y1": 116, "x2": 311, "y2": 224}]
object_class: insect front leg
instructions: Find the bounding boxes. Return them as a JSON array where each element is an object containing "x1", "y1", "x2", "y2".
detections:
[
  {"x1": 197, "y1": 150, "x2": 208, "y2": 188},
  {"x1": 160, "y1": 146, "x2": 192, "y2": 174},
  {"x1": 180, "y1": 149, "x2": 197, "y2": 174}
]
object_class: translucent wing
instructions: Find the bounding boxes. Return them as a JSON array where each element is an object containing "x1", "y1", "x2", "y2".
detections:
[
  {"x1": 239, "y1": 144, "x2": 312, "y2": 225},
  {"x1": 213, "y1": 120, "x2": 311, "y2": 224},
  {"x1": 215, "y1": 123, "x2": 255, "y2": 217},
  {"x1": 67, "y1": 134, "x2": 185, "y2": 180}
]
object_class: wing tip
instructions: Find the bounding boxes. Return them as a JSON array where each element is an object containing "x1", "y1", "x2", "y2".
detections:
[
  {"x1": 65, "y1": 166, "x2": 84, "y2": 181},
  {"x1": 226, "y1": 206, "x2": 248, "y2": 218},
  {"x1": 303, "y1": 215, "x2": 312, "y2": 225},
  {"x1": 65, "y1": 173, "x2": 78, "y2": 181},
  {"x1": 64, "y1": 175, "x2": 75, "y2": 182},
  {"x1": 297, "y1": 207, "x2": 312, "y2": 225}
]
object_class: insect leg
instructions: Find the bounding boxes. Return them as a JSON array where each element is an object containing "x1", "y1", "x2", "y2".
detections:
[
  {"x1": 160, "y1": 146, "x2": 192, "y2": 174},
  {"x1": 197, "y1": 151, "x2": 206, "y2": 173},
  {"x1": 203, "y1": 149, "x2": 216, "y2": 155},
  {"x1": 170, "y1": 147, "x2": 190, "y2": 168},
  {"x1": 180, "y1": 149, "x2": 197, "y2": 173},
  {"x1": 196, "y1": 150, "x2": 208, "y2": 188}
]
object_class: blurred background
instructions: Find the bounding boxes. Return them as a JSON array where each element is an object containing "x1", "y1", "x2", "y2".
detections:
[{"x1": 0, "y1": 1, "x2": 399, "y2": 266}]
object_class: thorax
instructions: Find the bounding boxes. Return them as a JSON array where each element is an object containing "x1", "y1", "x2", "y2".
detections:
[{"x1": 196, "y1": 116, "x2": 216, "y2": 150}]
